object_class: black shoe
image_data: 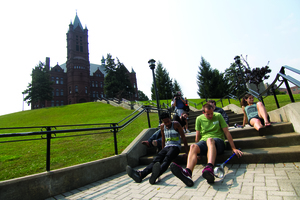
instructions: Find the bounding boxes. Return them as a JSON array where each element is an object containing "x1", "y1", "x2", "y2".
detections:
[
  {"x1": 170, "y1": 162, "x2": 194, "y2": 187},
  {"x1": 149, "y1": 162, "x2": 161, "y2": 184},
  {"x1": 202, "y1": 165, "x2": 215, "y2": 183},
  {"x1": 126, "y1": 165, "x2": 142, "y2": 183}
]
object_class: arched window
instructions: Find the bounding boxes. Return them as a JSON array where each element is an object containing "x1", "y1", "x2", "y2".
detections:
[
  {"x1": 56, "y1": 77, "x2": 59, "y2": 84},
  {"x1": 60, "y1": 78, "x2": 63, "y2": 84}
]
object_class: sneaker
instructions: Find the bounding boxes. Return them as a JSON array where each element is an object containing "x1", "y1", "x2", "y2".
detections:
[
  {"x1": 202, "y1": 165, "x2": 215, "y2": 183},
  {"x1": 170, "y1": 162, "x2": 194, "y2": 187},
  {"x1": 184, "y1": 129, "x2": 187, "y2": 133},
  {"x1": 186, "y1": 129, "x2": 191, "y2": 133},
  {"x1": 126, "y1": 165, "x2": 142, "y2": 183},
  {"x1": 149, "y1": 162, "x2": 161, "y2": 184}
]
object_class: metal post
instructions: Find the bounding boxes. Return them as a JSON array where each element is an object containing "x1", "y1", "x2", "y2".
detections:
[
  {"x1": 46, "y1": 127, "x2": 51, "y2": 171},
  {"x1": 280, "y1": 68, "x2": 295, "y2": 103},
  {"x1": 272, "y1": 87, "x2": 280, "y2": 108},
  {"x1": 146, "y1": 107, "x2": 151, "y2": 128},
  {"x1": 112, "y1": 123, "x2": 118, "y2": 155}
]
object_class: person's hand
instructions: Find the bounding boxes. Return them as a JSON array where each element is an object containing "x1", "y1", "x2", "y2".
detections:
[{"x1": 233, "y1": 148, "x2": 243, "y2": 158}]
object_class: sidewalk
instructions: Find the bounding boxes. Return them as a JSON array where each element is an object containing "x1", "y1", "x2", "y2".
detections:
[{"x1": 46, "y1": 162, "x2": 300, "y2": 200}]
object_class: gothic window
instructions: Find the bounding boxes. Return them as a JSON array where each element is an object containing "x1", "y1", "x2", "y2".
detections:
[
  {"x1": 96, "y1": 91, "x2": 99, "y2": 98},
  {"x1": 56, "y1": 77, "x2": 59, "y2": 84},
  {"x1": 56, "y1": 89, "x2": 59, "y2": 96},
  {"x1": 75, "y1": 85, "x2": 78, "y2": 93},
  {"x1": 61, "y1": 89, "x2": 63, "y2": 96},
  {"x1": 134, "y1": 83, "x2": 136, "y2": 88},
  {"x1": 85, "y1": 86, "x2": 88, "y2": 94},
  {"x1": 69, "y1": 87, "x2": 72, "y2": 94},
  {"x1": 92, "y1": 91, "x2": 95, "y2": 98},
  {"x1": 96, "y1": 81, "x2": 98, "y2": 87},
  {"x1": 92, "y1": 81, "x2": 94, "y2": 87},
  {"x1": 100, "y1": 82, "x2": 103, "y2": 88},
  {"x1": 60, "y1": 78, "x2": 63, "y2": 84}
]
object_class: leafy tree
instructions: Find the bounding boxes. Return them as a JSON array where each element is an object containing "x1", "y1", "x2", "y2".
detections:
[
  {"x1": 244, "y1": 66, "x2": 271, "y2": 93},
  {"x1": 23, "y1": 62, "x2": 53, "y2": 107},
  {"x1": 197, "y1": 57, "x2": 229, "y2": 99},
  {"x1": 104, "y1": 54, "x2": 134, "y2": 100},
  {"x1": 138, "y1": 90, "x2": 149, "y2": 101},
  {"x1": 151, "y1": 61, "x2": 174, "y2": 100}
]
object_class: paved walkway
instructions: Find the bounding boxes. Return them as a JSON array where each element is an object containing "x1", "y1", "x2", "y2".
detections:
[{"x1": 46, "y1": 162, "x2": 300, "y2": 200}]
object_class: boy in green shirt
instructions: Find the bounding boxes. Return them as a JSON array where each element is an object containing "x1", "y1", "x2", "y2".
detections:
[{"x1": 171, "y1": 103, "x2": 243, "y2": 186}]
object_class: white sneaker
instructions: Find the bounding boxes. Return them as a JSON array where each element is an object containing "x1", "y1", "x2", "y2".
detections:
[
  {"x1": 186, "y1": 129, "x2": 191, "y2": 133},
  {"x1": 184, "y1": 129, "x2": 187, "y2": 133}
]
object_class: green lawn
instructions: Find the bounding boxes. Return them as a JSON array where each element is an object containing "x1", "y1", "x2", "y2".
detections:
[{"x1": 0, "y1": 102, "x2": 159, "y2": 181}]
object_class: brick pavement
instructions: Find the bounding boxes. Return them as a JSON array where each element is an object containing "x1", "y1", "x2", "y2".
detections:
[{"x1": 46, "y1": 162, "x2": 300, "y2": 200}]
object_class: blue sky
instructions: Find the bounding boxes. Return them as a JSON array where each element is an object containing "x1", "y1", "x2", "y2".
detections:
[{"x1": 1, "y1": 0, "x2": 299, "y2": 116}]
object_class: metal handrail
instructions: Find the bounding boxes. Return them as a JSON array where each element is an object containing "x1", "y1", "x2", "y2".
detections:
[{"x1": 0, "y1": 106, "x2": 160, "y2": 171}]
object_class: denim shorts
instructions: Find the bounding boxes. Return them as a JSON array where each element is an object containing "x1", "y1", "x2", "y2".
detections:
[
  {"x1": 248, "y1": 115, "x2": 270, "y2": 127},
  {"x1": 196, "y1": 138, "x2": 225, "y2": 156}
]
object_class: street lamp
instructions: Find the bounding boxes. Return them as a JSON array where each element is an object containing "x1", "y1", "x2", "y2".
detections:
[
  {"x1": 234, "y1": 55, "x2": 247, "y2": 90},
  {"x1": 148, "y1": 59, "x2": 161, "y2": 124}
]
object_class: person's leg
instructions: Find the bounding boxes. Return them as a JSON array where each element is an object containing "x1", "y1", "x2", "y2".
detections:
[
  {"x1": 140, "y1": 147, "x2": 168, "y2": 179},
  {"x1": 160, "y1": 146, "x2": 180, "y2": 174},
  {"x1": 256, "y1": 102, "x2": 271, "y2": 126},
  {"x1": 186, "y1": 144, "x2": 201, "y2": 172},
  {"x1": 206, "y1": 138, "x2": 217, "y2": 166},
  {"x1": 250, "y1": 118, "x2": 264, "y2": 131},
  {"x1": 142, "y1": 129, "x2": 161, "y2": 147}
]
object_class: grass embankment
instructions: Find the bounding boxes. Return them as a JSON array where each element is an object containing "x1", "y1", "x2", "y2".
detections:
[{"x1": 0, "y1": 102, "x2": 158, "y2": 181}]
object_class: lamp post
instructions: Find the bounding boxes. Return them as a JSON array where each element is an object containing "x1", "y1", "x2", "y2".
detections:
[
  {"x1": 234, "y1": 55, "x2": 247, "y2": 90},
  {"x1": 148, "y1": 59, "x2": 161, "y2": 124}
]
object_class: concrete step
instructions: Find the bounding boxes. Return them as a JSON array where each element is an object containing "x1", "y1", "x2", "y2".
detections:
[{"x1": 140, "y1": 145, "x2": 300, "y2": 165}]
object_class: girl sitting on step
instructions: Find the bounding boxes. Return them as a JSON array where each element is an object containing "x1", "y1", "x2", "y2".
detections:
[{"x1": 241, "y1": 94, "x2": 271, "y2": 131}]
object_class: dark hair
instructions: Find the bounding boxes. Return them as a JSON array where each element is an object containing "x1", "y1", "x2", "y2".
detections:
[
  {"x1": 241, "y1": 94, "x2": 253, "y2": 107},
  {"x1": 207, "y1": 100, "x2": 216, "y2": 106},
  {"x1": 202, "y1": 103, "x2": 213, "y2": 111},
  {"x1": 182, "y1": 111, "x2": 189, "y2": 116},
  {"x1": 160, "y1": 112, "x2": 170, "y2": 120}
]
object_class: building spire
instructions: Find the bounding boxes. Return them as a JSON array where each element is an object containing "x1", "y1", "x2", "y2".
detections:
[{"x1": 73, "y1": 12, "x2": 83, "y2": 31}]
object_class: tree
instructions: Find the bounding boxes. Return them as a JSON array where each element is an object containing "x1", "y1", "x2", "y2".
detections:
[
  {"x1": 151, "y1": 61, "x2": 174, "y2": 100},
  {"x1": 104, "y1": 54, "x2": 135, "y2": 100},
  {"x1": 224, "y1": 63, "x2": 246, "y2": 97},
  {"x1": 197, "y1": 57, "x2": 229, "y2": 99},
  {"x1": 173, "y1": 79, "x2": 183, "y2": 96},
  {"x1": 244, "y1": 66, "x2": 271, "y2": 93},
  {"x1": 138, "y1": 90, "x2": 149, "y2": 101},
  {"x1": 23, "y1": 61, "x2": 53, "y2": 108}
]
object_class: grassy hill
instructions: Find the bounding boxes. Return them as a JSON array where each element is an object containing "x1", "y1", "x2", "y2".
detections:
[{"x1": 0, "y1": 102, "x2": 159, "y2": 181}]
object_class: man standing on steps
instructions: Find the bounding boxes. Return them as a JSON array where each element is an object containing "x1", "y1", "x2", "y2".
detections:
[
  {"x1": 170, "y1": 103, "x2": 243, "y2": 186},
  {"x1": 126, "y1": 112, "x2": 189, "y2": 184}
]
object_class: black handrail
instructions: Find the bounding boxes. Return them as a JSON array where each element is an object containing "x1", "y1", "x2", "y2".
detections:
[{"x1": 0, "y1": 106, "x2": 160, "y2": 172}]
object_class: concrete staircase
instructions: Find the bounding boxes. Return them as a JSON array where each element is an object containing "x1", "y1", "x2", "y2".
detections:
[{"x1": 140, "y1": 109, "x2": 300, "y2": 165}]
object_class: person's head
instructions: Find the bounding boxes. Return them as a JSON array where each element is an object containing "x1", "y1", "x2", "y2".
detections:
[
  {"x1": 181, "y1": 111, "x2": 189, "y2": 120},
  {"x1": 241, "y1": 94, "x2": 254, "y2": 107},
  {"x1": 160, "y1": 112, "x2": 172, "y2": 128},
  {"x1": 207, "y1": 100, "x2": 216, "y2": 110},
  {"x1": 202, "y1": 103, "x2": 214, "y2": 120}
]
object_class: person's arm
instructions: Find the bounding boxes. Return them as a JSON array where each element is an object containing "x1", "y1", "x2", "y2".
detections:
[
  {"x1": 220, "y1": 109, "x2": 229, "y2": 125},
  {"x1": 174, "y1": 122, "x2": 189, "y2": 154},
  {"x1": 242, "y1": 106, "x2": 247, "y2": 127},
  {"x1": 223, "y1": 127, "x2": 243, "y2": 157},
  {"x1": 195, "y1": 130, "x2": 201, "y2": 142},
  {"x1": 160, "y1": 124, "x2": 165, "y2": 149}
]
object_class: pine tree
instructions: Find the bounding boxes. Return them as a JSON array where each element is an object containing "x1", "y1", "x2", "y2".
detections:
[
  {"x1": 150, "y1": 61, "x2": 174, "y2": 100},
  {"x1": 138, "y1": 90, "x2": 149, "y2": 101}
]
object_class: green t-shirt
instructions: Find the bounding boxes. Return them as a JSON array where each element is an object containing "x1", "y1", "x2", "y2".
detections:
[{"x1": 195, "y1": 112, "x2": 228, "y2": 142}]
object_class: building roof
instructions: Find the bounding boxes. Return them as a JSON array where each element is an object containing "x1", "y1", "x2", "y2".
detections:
[
  {"x1": 59, "y1": 63, "x2": 107, "y2": 76},
  {"x1": 73, "y1": 13, "x2": 83, "y2": 31}
]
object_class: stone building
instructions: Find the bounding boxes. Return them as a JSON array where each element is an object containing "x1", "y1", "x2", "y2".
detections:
[{"x1": 32, "y1": 14, "x2": 138, "y2": 109}]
